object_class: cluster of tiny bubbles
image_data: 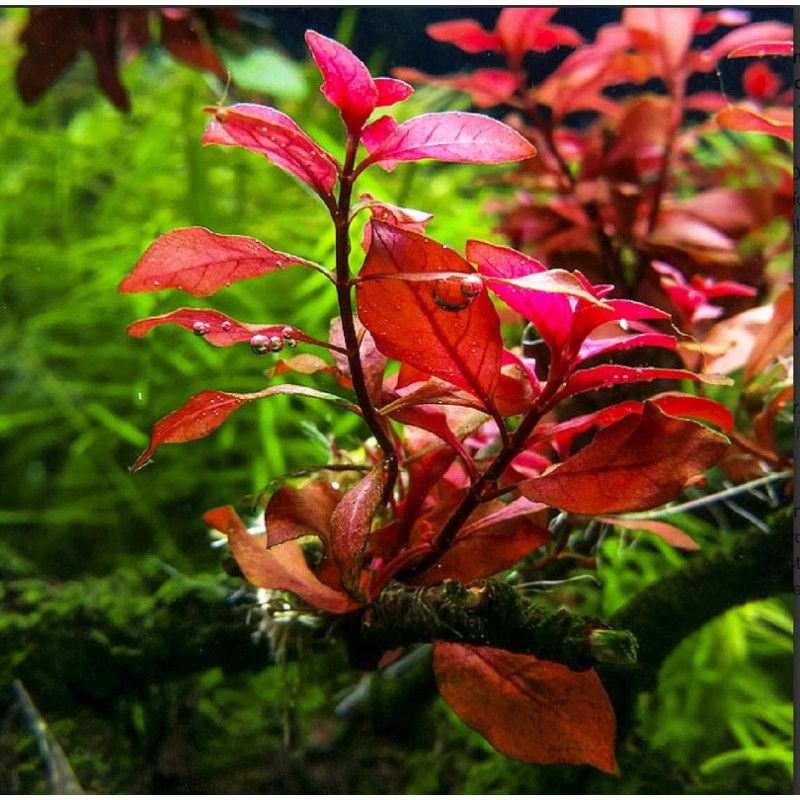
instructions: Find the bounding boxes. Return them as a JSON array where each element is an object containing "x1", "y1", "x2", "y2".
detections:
[
  {"x1": 193, "y1": 320, "x2": 212, "y2": 336},
  {"x1": 250, "y1": 330, "x2": 298, "y2": 355}
]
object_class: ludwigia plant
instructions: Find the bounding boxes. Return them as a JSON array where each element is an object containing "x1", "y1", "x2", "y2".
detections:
[{"x1": 120, "y1": 29, "x2": 734, "y2": 772}]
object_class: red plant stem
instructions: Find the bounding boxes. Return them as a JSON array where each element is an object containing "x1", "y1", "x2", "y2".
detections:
[
  {"x1": 401, "y1": 375, "x2": 564, "y2": 578},
  {"x1": 333, "y1": 134, "x2": 398, "y2": 500}
]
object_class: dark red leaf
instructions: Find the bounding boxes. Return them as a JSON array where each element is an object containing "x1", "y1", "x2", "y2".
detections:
[
  {"x1": 204, "y1": 506, "x2": 358, "y2": 614},
  {"x1": 434, "y1": 643, "x2": 617, "y2": 773},
  {"x1": 265, "y1": 481, "x2": 340, "y2": 547},
  {"x1": 361, "y1": 112, "x2": 536, "y2": 172},
  {"x1": 203, "y1": 104, "x2": 339, "y2": 198},
  {"x1": 159, "y1": 11, "x2": 227, "y2": 81},
  {"x1": 519, "y1": 403, "x2": 729, "y2": 514},
  {"x1": 126, "y1": 307, "x2": 329, "y2": 350},
  {"x1": 119, "y1": 227, "x2": 322, "y2": 297},
  {"x1": 330, "y1": 467, "x2": 385, "y2": 596},
  {"x1": 414, "y1": 498, "x2": 550, "y2": 585},
  {"x1": 357, "y1": 222, "x2": 503, "y2": 402}
]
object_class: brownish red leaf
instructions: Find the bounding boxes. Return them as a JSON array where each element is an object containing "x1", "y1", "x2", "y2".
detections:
[
  {"x1": 434, "y1": 643, "x2": 617, "y2": 773},
  {"x1": 204, "y1": 506, "x2": 358, "y2": 614},
  {"x1": 519, "y1": 403, "x2": 729, "y2": 514}
]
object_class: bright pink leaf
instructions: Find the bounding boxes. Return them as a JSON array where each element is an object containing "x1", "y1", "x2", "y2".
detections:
[
  {"x1": 203, "y1": 104, "x2": 339, "y2": 198},
  {"x1": 356, "y1": 222, "x2": 503, "y2": 402},
  {"x1": 374, "y1": 77, "x2": 413, "y2": 107},
  {"x1": 329, "y1": 467, "x2": 385, "y2": 596},
  {"x1": 119, "y1": 227, "x2": 321, "y2": 297},
  {"x1": 305, "y1": 30, "x2": 377, "y2": 133},
  {"x1": 624, "y1": 7, "x2": 700, "y2": 73},
  {"x1": 598, "y1": 516, "x2": 699, "y2": 551},
  {"x1": 698, "y1": 22, "x2": 793, "y2": 70},
  {"x1": 434, "y1": 643, "x2": 618, "y2": 773},
  {"x1": 519, "y1": 403, "x2": 729, "y2": 514},
  {"x1": 204, "y1": 506, "x2": 358, "y2": 614},
  {"x1": 496, "y1": 8, "x2": 581, "y2": 65},
  {"x1": 360, "y1": 112, "x2": 536, "y2": 172},
  {"x1": 126, "y1": 307, "x2": 329, "y2": 350}
]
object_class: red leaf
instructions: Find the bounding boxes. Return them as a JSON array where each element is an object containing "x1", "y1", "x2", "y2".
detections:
[
  {"x1": 329, "y1": 467, "x2": 385, "y2": 596},
  {"x1": 717, "y1": 106, "x2": 792, "y2": 142},
  {"x1": 624, "y1": 7, "x2": 700, "y2": 72},
  {"x1": 414, "y1": 498, "x2": 550, "y2": 585},
  {"x1": 133, "y1": 386, "x2": 359, "y2": 472},
  {"x1": 426, "y1": 19, "x2": 503, "y2": 54},
  {"x1": 393, "y1": 67, "x2": 518, "y2": 108},
  {"x1": 131, "y1": 390, "x2": 249, "y2": 472},
  {"x1": 495, "y1": 8, "x2": 581, "y2": 64},
  {"x1": 203, "y1": 104, "x2": 339, "y2": 198},
  {"x1": 519, "y1": 403, "x2": 729, "y2": 514},
  {"x1": 305, "y1": 30, "x2": 377, "y2": 133},
  {"x1": 559, "y1": 364, "x2": 727, "y2": 400},
  {"x1": 356, "y1": 222, "x2": 503, "y2": 402},
  {"x1": 159, "y1": 11, "x2": 227, "y2": 81},
  {"x1": 264, "y1": 481, "x2": 341, "y2": 547},
  {"x1": 434, "y1": 643, "x2": 617, "y2": 773},
  {"x1": 699, "y1": 22, "x2": 793, "y2": 70},
  {"x1": 126, "y1": 307, "x2": 328, "y2": 351},
  {"x1": 361, "y1": 112, "x2": 536, "y2": 172},
  {"x1": 119, "y1": 227, "x2": 321, "y2": 297},
  {"x1": 598, "y1": 516, "x2": 699, "y2": 551},
  {"x1": 728, "y1": 40, "x2": 793, "y2": 58},
  {"x1": 204, "y1": 506, "x2": 358, "y2": 614}
]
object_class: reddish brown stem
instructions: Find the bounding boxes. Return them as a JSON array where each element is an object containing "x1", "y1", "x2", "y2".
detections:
[{"x1": 333, "y1": 134, "x2": 398, "y2": 501}]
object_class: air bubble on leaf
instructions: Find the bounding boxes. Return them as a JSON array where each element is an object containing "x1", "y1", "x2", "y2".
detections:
[
  {"x1": 619, "y1": 319, "x2": 630, "y2": 332},
  {"x1": 634, "y1": 368, "x2": 643, "y2": 378},
  {"x1": 250, "y1": 334, "x2": 272, "y2": 355},
  {"x1": 221, "y1": 320, "x2": 233, "y2": 332},
  {"x1": 281, "y1": 327, "x2": 294, "y2": 339},
  {"x1": 460, "y1": 274, "x2": 484, "y2": 298},
  {"x1": 433, "y1": 278, "x2": 472, "y2": 312},
  {"x1": 152, "y1": 280, "x2": 160, "y2": 287},
  {"x1": 193, "y1": 321, "x2": 212, "y2": 336},
  {"x1": 270, "y1": 336, "x2": 284, "y2": 352}
]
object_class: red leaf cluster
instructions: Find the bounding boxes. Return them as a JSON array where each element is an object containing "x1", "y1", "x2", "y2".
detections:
[{"x1": 118, "y1": 20, "x2": 755, "y2": 772}]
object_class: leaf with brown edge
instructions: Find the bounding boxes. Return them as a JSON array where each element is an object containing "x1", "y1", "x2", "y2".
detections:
[
  {"x1": 519, "y1": 402, "x2": 729, "y2": 514},
  {"x1": 357, "y1": 222, "x2": 503, "y2": 403},
  {"x1": 204, "y1": 506, "x2": 358, "y2": 614},
  {"x1": 434, "y1": 643, "x2": 617, "y2": 773},
  {"x1": 330, "y1": 467, "x2": 385, "y2": 596},
  {"x1": 120, "y1": 227, "x2": 324, "y2": 297},
  {"x1": 126, "y1": 307, "x2": 330, "y2": 350},
  {"x1": 132, "y1": 386, "x2": 360, "y2": 472}
]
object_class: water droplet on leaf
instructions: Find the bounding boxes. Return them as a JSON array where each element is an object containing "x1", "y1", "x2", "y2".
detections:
[
  {"x1": 221, "y1": 320, "x2": 233, "y2": 332},
  {"x1": 193, "y1": 321, "x2": 211, "y2": 336},
  {"x1": 460, "y1": 274, "x2": 484, "y2": 298},
  {"x1": 250, "y1": 334, "x2": 272, "y2": 355}
]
